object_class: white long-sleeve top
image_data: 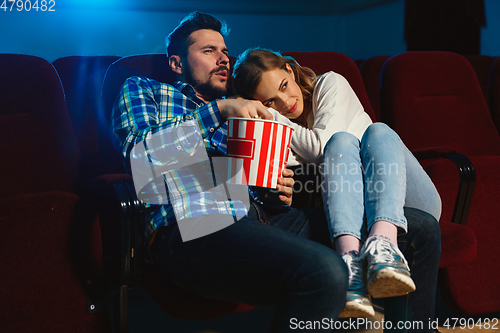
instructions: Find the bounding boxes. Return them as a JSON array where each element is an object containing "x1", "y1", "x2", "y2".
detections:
[{"x1": 269, "y1": 71, "x2": 373, "y2": 166}]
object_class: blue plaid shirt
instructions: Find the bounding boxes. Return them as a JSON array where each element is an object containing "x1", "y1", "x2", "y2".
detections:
[{"x1": 111, "y1": 76, "x2": 252, "y2": 240}]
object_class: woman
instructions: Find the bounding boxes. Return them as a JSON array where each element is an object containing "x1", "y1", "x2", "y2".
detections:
[{"x1": 232, "y1": 48, "x2": 442, "y2": 318}]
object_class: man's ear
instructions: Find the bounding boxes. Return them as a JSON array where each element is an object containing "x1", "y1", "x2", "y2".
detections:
[{"x1": 169, "y1": 55, "x2": 183, "y2": 75}]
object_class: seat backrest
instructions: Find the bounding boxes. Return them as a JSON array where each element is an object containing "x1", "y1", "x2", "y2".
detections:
[
  {"x1": 0, "y1": 54, "x2": 80, "y2": 198},
  {"x1": 464, "y1": 55, "x2": 495, "y2": 109},
  {"x1": 101, "y1": 54, "x2": 239, "y2": 174},
  {"x1": 101, "y1": 54, "x2": 176, "y2": 120},
  {"x1": 53, "y1": 55, "x2": 121, "y2": 155},
  {"x1": 282, "y1": 51, "x2": 377, "y2": 122},
  {"x1": 354, "y1": 59, "x2": 364, "y2": 68},
  {"x1": 100, "y1": 54, "x2": 176, "y2": 174},
  {"x1": 359, "y1": 56, "x2": 391, "y2": 122},
  {"x1": 0, "y1": 54, "x2": 110, "y2": 332},
  {"x1": 490, "y1": 57, "x2": 500, "y2": 134},
  {"x1": 53, "y1": 55, "x2": 122, "y2": 181},
  {"x1": 380, "y1": 51, "x2": 500, "y2": 157},
  {"x1": 53, "y1": 56, "x2": 120, "y2": 182}
]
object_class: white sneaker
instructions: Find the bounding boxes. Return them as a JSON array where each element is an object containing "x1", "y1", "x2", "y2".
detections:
[
  {"x1": 338, "y1": 251, "x2": 375, "y2": 318},
  {"x1": 361, "y1": 236, "x2": 416, "y2": 299}
]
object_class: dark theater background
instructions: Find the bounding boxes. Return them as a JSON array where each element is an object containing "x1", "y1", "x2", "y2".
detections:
[
  {"x1": 1, "y1": 0, "x2": 500, "y2": 332},
  {"x1": 1, "y1": 0, "x2": 500, "y2": 62}
]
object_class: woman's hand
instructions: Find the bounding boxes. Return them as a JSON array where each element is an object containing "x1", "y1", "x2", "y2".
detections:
[{"x1": 276, "y1": 168, "x2": 295, "y2": 206}]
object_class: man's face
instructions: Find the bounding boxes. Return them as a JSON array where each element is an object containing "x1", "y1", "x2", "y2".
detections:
[{"x1": 181, "y1": 29, "x2": 230, "y2": 102}]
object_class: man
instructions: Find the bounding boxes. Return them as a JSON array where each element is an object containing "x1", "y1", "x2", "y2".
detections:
[{"x1": 112, "y1": 11, "x2": 440, "y2": 332}]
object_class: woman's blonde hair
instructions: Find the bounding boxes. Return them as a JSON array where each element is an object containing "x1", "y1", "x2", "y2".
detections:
[{"x1": 232, "y1": 48, "x2": 317, "y2": 113}]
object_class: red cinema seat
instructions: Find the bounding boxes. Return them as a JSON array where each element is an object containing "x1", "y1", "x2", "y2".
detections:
[
  {"x1": 380, "y1": 51, "x2": 500, "y2": 316},
  {"x1": 490, "y1": 57, "x2": 500, "y2": 135},
  {"x1": 359, "y1": 56, "x2": 391, "y2": 122},
  {"x1": 53, "y1": 55, "x2": 122, "y2": 180},
  {"x1": 282, "y1": 51, "x2": 377, "y2": 122},
  {"x1": 0, "y1": 54, "x2": 110, "y2": 332},
  {"x1": 464, "y1": 55, "x2": 495, "y2": 109}
]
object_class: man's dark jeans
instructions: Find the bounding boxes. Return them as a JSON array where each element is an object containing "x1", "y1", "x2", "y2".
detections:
[{"x1": 150, "y1": 203, "x2": 440, "y2": 332}]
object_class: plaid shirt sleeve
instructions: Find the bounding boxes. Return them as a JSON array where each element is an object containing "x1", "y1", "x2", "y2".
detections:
[
  {"x1": 112, "y1": 76, "x2": 227, "y2": 164},
  {"x1": 111, "y1": 76, "x2": 249, "y2": 240}
]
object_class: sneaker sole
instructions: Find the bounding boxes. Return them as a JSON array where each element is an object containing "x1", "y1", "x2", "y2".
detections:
[
  {"x1": 338, "y1": 300, "x2": 375, "y2": 318},
  {"x1": 367, "y1": 268, "x2": 416, "y2": 298}
]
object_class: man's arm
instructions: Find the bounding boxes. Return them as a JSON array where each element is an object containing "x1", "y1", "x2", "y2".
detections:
[
  {"x1": 216, "y1": 98, "x2": 273, "y2": 120},
  {"x1": 111, "y1": 76, "x2": 228, "y2": 163}
]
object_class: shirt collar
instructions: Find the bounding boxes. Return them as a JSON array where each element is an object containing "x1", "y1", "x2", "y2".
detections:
[
  {"x1": 174, "y1": 81, "x2": 206, "y2": 105},
  {"x1": 174, "y1": 80, "x2": 227, "y2": 105}
]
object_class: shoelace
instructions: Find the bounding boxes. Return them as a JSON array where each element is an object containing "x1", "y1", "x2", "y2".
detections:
[
  {"x1": 343, "y1": 252, "x2": 364, "y2": 286},
  {"x1": 362, "y1": 237, "x2": 409, "y2": 267}
]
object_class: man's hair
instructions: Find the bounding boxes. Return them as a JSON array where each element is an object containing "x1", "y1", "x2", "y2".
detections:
[{"x1": 166, "y1": 12, "x2": 230, "y2": 58}]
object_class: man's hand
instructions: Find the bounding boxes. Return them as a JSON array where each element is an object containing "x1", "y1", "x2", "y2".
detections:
[
  {"x1": 217, "y1": 98, "x2": 273, "y2": 120},
  {"x1": 276, "y1": 168, "x2": 295, "y2": 206}
]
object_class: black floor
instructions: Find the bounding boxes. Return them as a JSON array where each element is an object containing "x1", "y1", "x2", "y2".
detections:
[
  {"x1": 120, "y1": 284, "x2": 498, "y2": 333},
  {"x1": 125, "y1": 286, "x2": 275, "y2": 333}
]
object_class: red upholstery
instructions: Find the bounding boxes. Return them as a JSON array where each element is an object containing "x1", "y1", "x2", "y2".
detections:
[
  {"x1": 0, "y1": 192, "x2": 107, "y2": 333},
  {"x1": 101, "y1": 54, "x2": 175, "y2": 121},
  {"x1": 354, "y1": 59, "x2": 364, "y2": 68},
  {"x1": 0, "y1": 54, "x2": 110, "y2": 332},
  {"x1": 0, "y1": 54, "x2": 80, "y2": 198},
  {"x1": 436, "y1": 155, "x2": 500, "y2": 315},
  {"x1": 282, "y1": 51, "x2": 377, "y2": 122},
  {"x1": 359, "y1": 56, "x2": 391, "y2": 121},
  {"x1": 464, "y1": 55, "x2": 495, "y2": 109},
  {"x1": 380, "y1": 51, "x2": 500, "y2": 316},
  {"x1": 381, "y1": 52, "x2": 500, "y2": 157},
  {"x1": 490, "y1": 57, "x2": 500, "y2": 134},
  {"x1": 438, "y1": 221, "x2": 476, "y2": 268},
  {"x1": 53, "y1": 56, "x2": 121, "y2": 180}
]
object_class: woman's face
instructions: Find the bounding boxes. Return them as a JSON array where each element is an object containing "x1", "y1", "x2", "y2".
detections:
[{"x1": 252, "y1": 64, "x2": 304, "y2": 120}]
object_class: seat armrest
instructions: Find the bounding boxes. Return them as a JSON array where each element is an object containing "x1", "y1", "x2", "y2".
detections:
[
  {"x1": 411, "y1": 146, "x2": 457, "y2": 160},
  {"x1": 411, "y1": 146, "x2": 475, "y2": 226},
  {"x1": 440, "y1": 153, "x2": 476, "y2": 225},
  {"x1": 410, "y1": 146, "x2": 475, "y2": 191},
  {"x1": 89, "y1": 174, "x2": 145, "y2": 289}
]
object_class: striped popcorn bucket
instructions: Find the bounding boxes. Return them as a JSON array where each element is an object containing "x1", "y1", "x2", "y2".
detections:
[{"x1": 226, "y1": 118, "x2": 293, "y2": 189}]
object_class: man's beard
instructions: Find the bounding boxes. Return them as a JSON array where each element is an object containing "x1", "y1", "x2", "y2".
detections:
[{"x1": 185, "y1": 64, "x2": 228, "y2": 101}]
